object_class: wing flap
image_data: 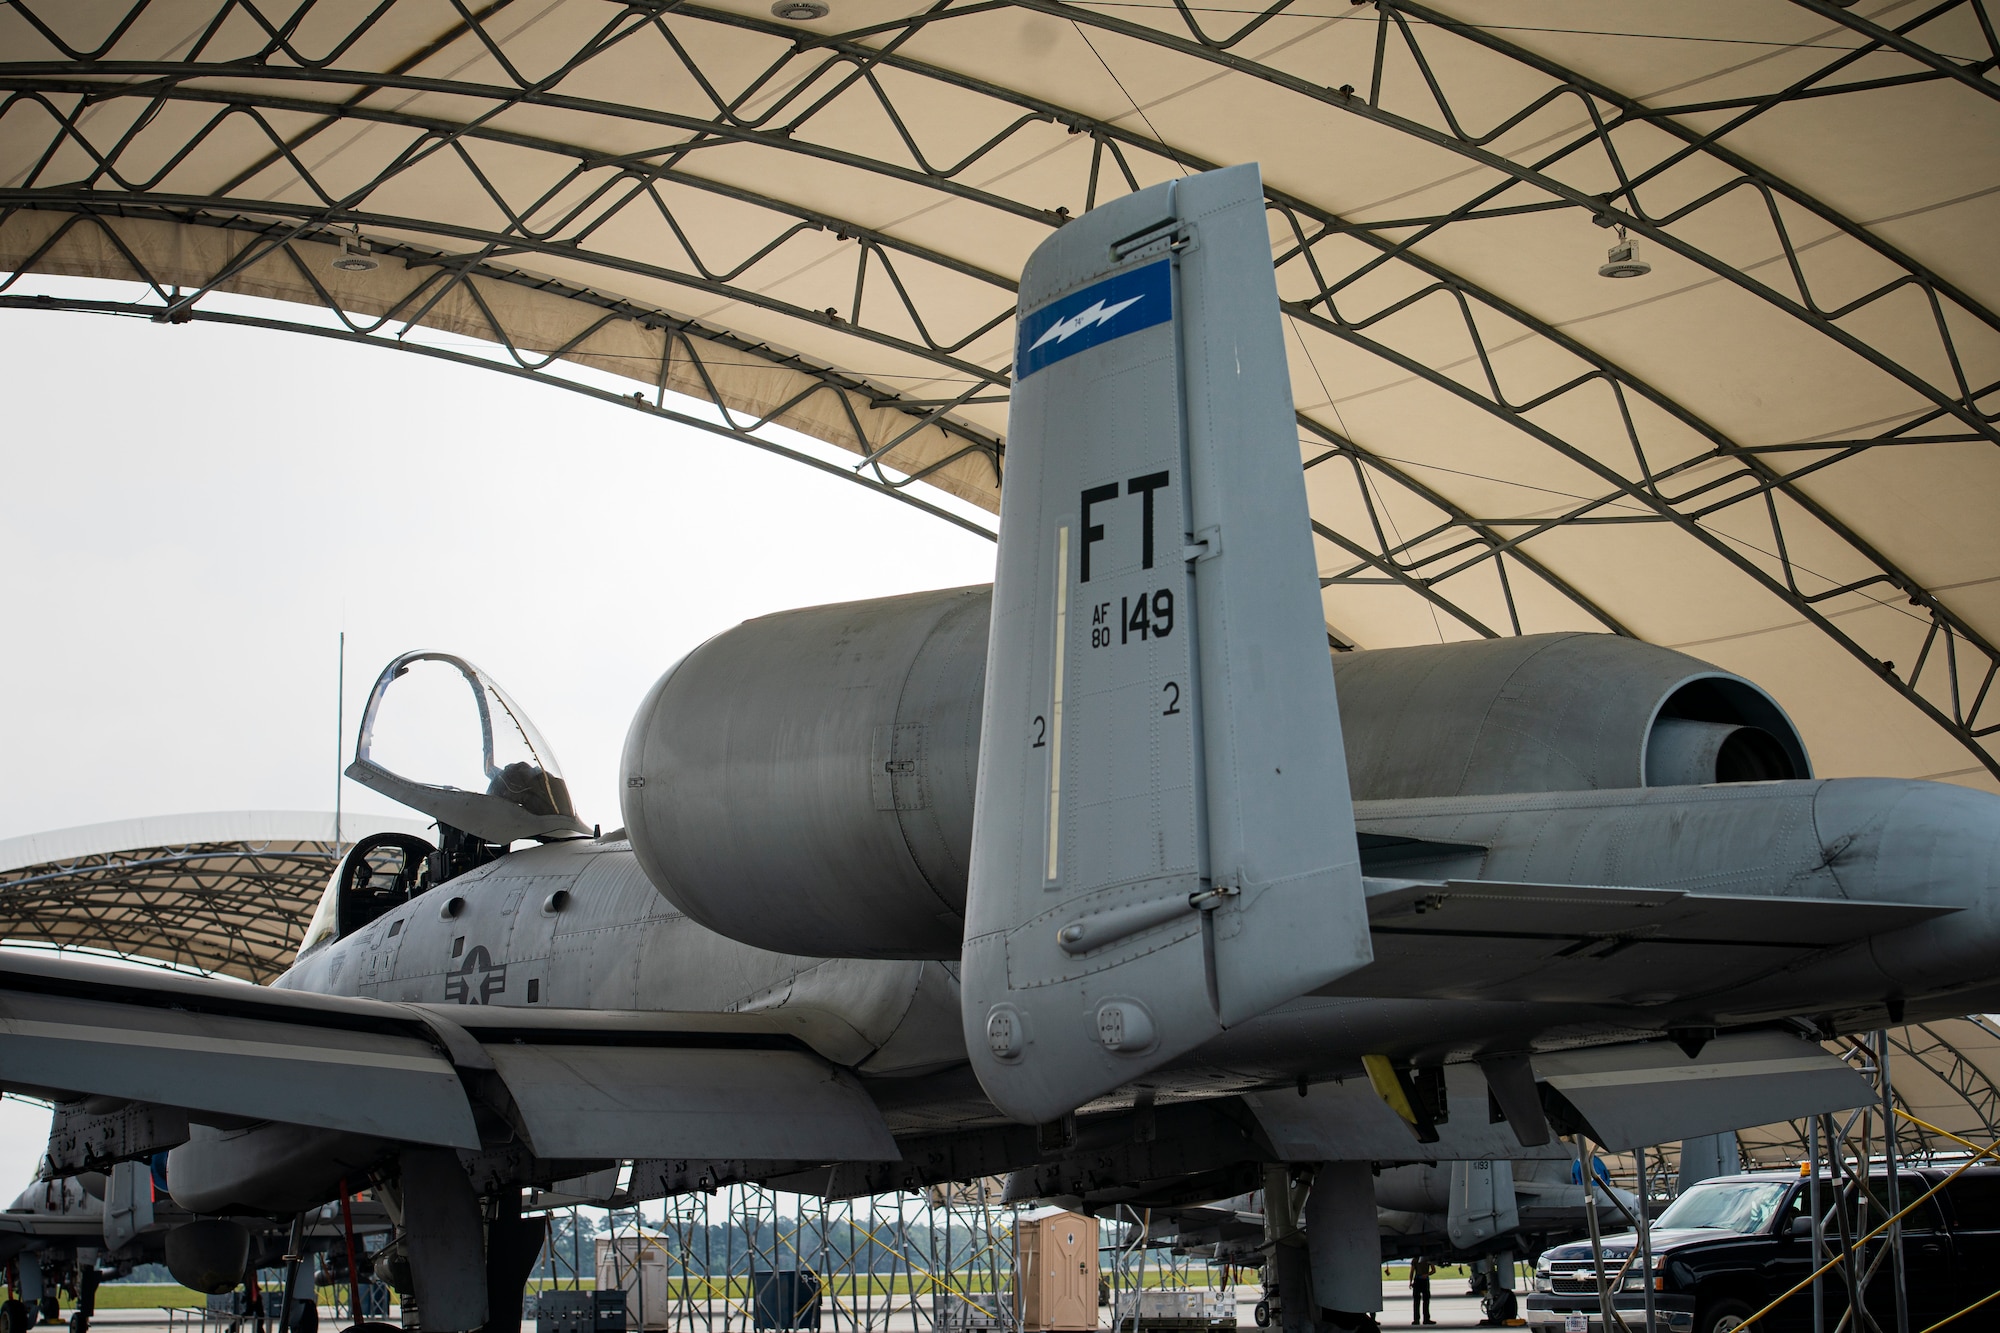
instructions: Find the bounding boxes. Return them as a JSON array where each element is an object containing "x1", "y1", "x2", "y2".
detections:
[
  {"x1": 485, "y1": 1044, "x2": 897, "y2": 1161},
  {"x1": 1322, "y1": 879, "x2": 1955, "y2": 1002},
  {"x1": 0, "y1": 955, "x2": 895, "y2": 1164},
  {"x1": 1537, "y1": 1032, "x2": 1873, "y2": 1151},
  {"x1": 1250, "y1": 1034, "x2": 1873, "y2": 1159}
]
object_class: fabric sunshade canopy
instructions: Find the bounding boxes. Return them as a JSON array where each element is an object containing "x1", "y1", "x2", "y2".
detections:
[
  {"x1": 0, "y1": 811, "x2": 431, "y2": 981},
  {"x1": 1, "y1": 0, "x2": 1995, "y2": 787}
]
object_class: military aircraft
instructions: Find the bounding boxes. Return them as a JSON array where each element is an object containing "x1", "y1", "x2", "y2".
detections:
[
  {"x1": 4, "y1": 164, "x2": 1998, "y2": 1333},
  {"x1": 0, "y1": 1163, "x2": 391, "y2": 1333},
  {"x1": 1130, "y1": 1160, "x2": 1642, "y2": 1325}
]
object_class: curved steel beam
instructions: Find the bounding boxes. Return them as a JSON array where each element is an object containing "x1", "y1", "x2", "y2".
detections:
[
  {"x1": 1890, "y1": 1022, "x2": 2000, "y2": 1140},
  {"x1": 1786, "y1": 0, "x2": 2000, "y2": 105},
  {"x1": 0, "y1": 60, "x2": 1066, "y2": 225},
  {"x1": 7, "y1": 185, "x2": 1016, "y2": 378},
  {"x1": 0, "y1": 78, "x2": 1024, "y2": 366},
  {"x1": 1298, "y1": 414, "x2": 1633, "y2": 638},
  {"x1": 1293, "y1": 302, "x2": 2000, "y2": 778},
  {"x1": 2, "y1": 2, "x2": 1992, "y2": 771},
  {"x1": 591, "y1": 2, "x2": 2000, "y2": 742},
  {"x1": 1000, "y1": 0, "x2": 2000, "y2": 452},
  {"x1": 9, "y1": 7, "x2": 1990, "y2": 443},
  {"x1": 0, "y1": 278, "x2": 1003, "y2": 539},
  {"x1": 2, "y1": 186, "x2": 1012, "y2": 385},
  {"x1": 4, "y1": 45, "x2": 1949, "y2": 611},
  {"x1": 1385, "y1": 0, "x2": 2000, "y2": 342},
  {"x1": 17, "y1": 20, "x2": 1990, "y2": 471},
  {"x1": 0, "y1": 201, "x2": 1008, "y2": 517},
  {"x1": 0, "y1": 63, "x2": 1620, "y2": 643},
  {"x1": 683, "y1": 0, "x2": 2000, "y2": 770}
]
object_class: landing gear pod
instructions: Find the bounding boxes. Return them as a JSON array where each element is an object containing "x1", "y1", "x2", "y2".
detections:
[
  {"x1": 164, "y1": 1219, "x2": 252, "y2": 1295},
  {"x1": 964, "y1": 164, "x2": 1371, "y2": 1123}
]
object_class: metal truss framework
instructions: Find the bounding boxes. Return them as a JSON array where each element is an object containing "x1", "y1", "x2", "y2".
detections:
[
  {"x1": 1731, "y1": 1022, "x2": 2000, "y2": 1172},
  {"x1": 0, "y1": 834, "x2": 342, "y2": 982},
  {"x1": 0, "y1": 0, "x2": 1994, "y2": 775},
  {"x1": 1888, "y1": 1018, "x2": 2000, "y2": 1144},
  {"x1": 0, "y1": 209, "x2": 1006, "y2": 538}
]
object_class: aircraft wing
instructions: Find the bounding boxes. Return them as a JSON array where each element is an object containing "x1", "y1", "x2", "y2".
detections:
[
  {"x1": 0, "y1": 1211, "x2": 106, "y2": 1238},
  {"x1": 0, "y1": 952, "x2": 895, "y2": 1163},
  {"x1": 415, "y1": 1005, "x2": 897, "y2": 1161},
  {"x1": 1322, "y1": 879, "x2": 1957, "y2": 1003}
]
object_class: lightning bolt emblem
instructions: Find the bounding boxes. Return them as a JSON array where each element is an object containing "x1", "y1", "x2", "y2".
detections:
[{"x1": 1028, "y1": 295, "x2": 1146, "y2": 352}]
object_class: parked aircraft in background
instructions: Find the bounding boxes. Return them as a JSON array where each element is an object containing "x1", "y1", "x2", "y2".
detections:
[
  {"x1": 1124, "y1": 1158, "x2": 1641, "y2": 1324},
  {"x1": 4, "y1": 165, "x2": 1998, "y2": 1333},
  {"x1": 0, "y1": 1164, "x2": 390, "y2": 1333}
]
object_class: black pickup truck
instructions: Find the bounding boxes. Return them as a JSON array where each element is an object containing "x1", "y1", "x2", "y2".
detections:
[{"x1": 1524, "y1": 1166, "x2": 2000, "y2": 1333}]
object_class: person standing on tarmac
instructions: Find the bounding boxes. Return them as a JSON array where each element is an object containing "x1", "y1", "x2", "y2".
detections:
[{"x1": 1408, "y1": 1258, "x2": 1436, "y2": 1326}]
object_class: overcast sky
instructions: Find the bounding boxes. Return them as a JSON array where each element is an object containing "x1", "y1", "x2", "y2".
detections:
[{"x1": 0, "y1": 279, "x2": 997, "y2": 1198}]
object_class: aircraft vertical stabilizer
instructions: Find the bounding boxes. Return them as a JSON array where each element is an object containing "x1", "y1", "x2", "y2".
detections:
[{"x1": 964, "y1": 164, "x2": 1370, "y2": 1123}]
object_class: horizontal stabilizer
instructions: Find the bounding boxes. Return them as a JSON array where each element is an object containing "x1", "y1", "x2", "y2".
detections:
[{"x1": 1319, "y1": 879, "x2": 1956, "y2": 1003}]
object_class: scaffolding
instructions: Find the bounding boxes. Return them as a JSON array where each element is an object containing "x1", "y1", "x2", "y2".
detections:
[
  {"x1": 1097, "y1": 1207, "x2": 1237, "y2": 1333},
  {"x1": 535, "y1": 1179, "x2": 1026, "y2": 1333},
  {"x1": 526, "y1": 1180, "x2": 1240, "y2": 1333},
  {"x1": 1569, "y1": 1030, "x2": 2000, "y2": 1333}
]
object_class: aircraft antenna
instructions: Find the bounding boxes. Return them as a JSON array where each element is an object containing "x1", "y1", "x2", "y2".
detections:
[{"x1": 334, "y1": 630, "x2": 345, "y2": 857}]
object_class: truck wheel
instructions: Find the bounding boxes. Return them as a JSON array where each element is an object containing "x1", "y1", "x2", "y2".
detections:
[
  {"x1": 1253, "y1": 1301, "x2": 1271, "y2": 1328},
  {"x1": 1697, "y1": 1298, "x2": 1755, "y2": 1333}
]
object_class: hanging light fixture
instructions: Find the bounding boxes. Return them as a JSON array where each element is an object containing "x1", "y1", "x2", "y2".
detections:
[
  {"x1": 1598, "y1": 225, "x2": 1651, "y2": 279},
  {"x1": 771, "y1": 0, "x2": 829, "y2": 18},
  {"x1": 330, "y1": 229, "x2": 378, "y2": 273}
]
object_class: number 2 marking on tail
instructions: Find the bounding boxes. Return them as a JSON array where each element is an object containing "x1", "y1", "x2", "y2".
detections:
[{"x1": 1162, "y1": 682, "x2": 1181, "y2": 715}]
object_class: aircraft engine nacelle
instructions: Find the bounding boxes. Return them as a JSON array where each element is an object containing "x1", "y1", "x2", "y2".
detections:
[
  {"x1": 621, "y1": 590, "x2": 1808, "y2": 959},
  {"x1": 1330, "y1": 632, "x2": 1810, "y2": 798},
  {"x1": 621, "y1": 585, "x2": 988, "y2": 960}
]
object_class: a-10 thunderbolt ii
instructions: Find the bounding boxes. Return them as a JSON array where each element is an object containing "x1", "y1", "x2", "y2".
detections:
[
  {"x1": 0, "y1": 1164, "x2": 393, "y2": 1333},
  {"x1": 3, "y1": 164, "x2": 1997, "y2": 1333},
  {"x1": 1061, "y1": 1157, "x2": 1645, "y2": 1326}
]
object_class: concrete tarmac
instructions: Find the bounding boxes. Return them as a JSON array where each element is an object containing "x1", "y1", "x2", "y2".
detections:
[{"x1": 74, "y1": 1289, "x2": 1509, "y2": 1333}]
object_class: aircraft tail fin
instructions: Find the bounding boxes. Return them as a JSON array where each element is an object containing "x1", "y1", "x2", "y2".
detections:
[{"x1": 963, "y1": 164, "x2": 1371, "y2": 1124}]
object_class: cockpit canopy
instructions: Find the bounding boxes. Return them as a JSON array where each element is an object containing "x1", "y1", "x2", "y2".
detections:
[
  {"x1": 344, "y1": 651, "x2": 590, "y2": 845},
  {"x1": 297, "y1": 831, "x2": 436, "y2": 957}
]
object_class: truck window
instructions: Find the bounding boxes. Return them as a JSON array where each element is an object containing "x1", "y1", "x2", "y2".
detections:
[
  {"x1": 1942, "y1": 1172, "x2": 2000, "y2": 1230},
  {"x1": 1837, "y1": 1175, "x2": 1944, "y2": 1234},
  {"x1": 1655, "y1": 1180, "x2": 1792, "y2": 1234}
]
